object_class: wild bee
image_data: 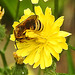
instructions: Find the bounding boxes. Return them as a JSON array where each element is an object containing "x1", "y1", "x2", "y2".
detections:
[{"x1": 14, "y1": 15, "x2": 43, "y2": 49}]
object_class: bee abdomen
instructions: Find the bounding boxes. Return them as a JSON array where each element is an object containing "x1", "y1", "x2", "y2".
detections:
[{"x1": 35, "y1": 20, "x2": 43, "y2": 31}]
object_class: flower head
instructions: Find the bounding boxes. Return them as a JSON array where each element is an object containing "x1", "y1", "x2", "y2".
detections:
[
  {"x1": 31, "y1": 0, "x2": 48, "y2": 4},
  {"x1": 13, "y1": 52, "x2": 24, "y2": 64},
  {"x1": 0, "y1": 6, "x2": 4, "y2": 20},
  {"x1": 10, "y1": 6, "x2": 71, "y2": 69}
]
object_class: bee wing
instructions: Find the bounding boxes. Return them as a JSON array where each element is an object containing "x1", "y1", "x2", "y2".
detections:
[{"x1": 16, "y1": 15, "x2": 38, "y2": 27}]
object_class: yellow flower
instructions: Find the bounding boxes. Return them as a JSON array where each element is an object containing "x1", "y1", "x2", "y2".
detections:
[
  {"x1": 31, "y1": 0, "x2": 48, "y2": 4},
  {"x1": 10, "y1": 6, "x2": 71, "y2": 69},
  {"x1": 0, "y1": 6, "x2": 4, "y2": 20}
]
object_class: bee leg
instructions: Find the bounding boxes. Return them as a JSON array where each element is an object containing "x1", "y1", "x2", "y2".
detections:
[{"x1": 15, "y1": 39, "x2": 18, "y2": 50}]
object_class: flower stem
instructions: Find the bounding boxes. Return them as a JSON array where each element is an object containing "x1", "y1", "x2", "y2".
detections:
[
  {"x1": 38, "y1": 67, "x2": 41, "y2": 75},
  {"x1": 3, "y1": 0, "x2": 20, "y2": 52},
  {"x1": 66, "y1": 36, "x2": 75, "y2": 74},
  {"x1": 0, "y1": 50, "x2": 8, "y2": 68},
  {"x1": 0, "y1": 20, "x2": 1, "y2": 24},
  {"x1": 54, "y1": 0, "x2": 58, "y2": 19},
  {"x1": 15, "y1": 0, "x2": 20, "y2": 21},
  {"x1": 3, "y1": 36, "x2": 10, "y2": 52},
  {"x1": 1, "y1": 0, "x2": 20, "y2": 70},
  {"x1": 0, "y1": 67, "x2": 3, "y2": 72},
  {"x1": 32, "y1": 4, "x2": 35, "y2": 13}
]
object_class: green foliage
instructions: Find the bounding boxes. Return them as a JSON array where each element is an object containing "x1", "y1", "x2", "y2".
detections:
[
  {"x1": 0, "y1": 0, "x2": 75, "y2": 75},
  {"x1": 11, "y1": 63, "x2": 28, "y2": 75},
  {"x1": 66, "y1": 37, "x2": 75, "y2": 74},
  {"x1": 44, "y1": 61, "x2": 56, "y2": 75},
  {"x1": 56, "y1": 73, "x2": 68, "y2": 75},
  {"x1": 0, "y1": 0, "x2": 65, "y2": 20},
  {"x1": 68, "y1": 44, "x2": 75, "y2": 51},
  {"x1": 0, "y1": 67, "x2": 11, "y2": 75},
  {"x1": 56, "y1": 73, "x2": 75, "y2": 75},
  {"x1": 0, "y1": 24, "x2": 6, "y2": 42}
]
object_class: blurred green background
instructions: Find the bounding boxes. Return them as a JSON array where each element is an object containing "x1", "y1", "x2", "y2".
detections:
[{"x1": 0, "y1": 0, "x2": 75, "y2": 74}]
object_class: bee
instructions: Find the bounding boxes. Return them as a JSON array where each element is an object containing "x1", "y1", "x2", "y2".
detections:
[{"x1": 14, "y1": 15, "x2": 43, "y2": 49}]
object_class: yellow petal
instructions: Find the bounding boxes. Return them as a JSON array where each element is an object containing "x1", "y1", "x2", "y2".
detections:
[
  {"x1": 47, "y1": 15, "x2": 55, "y2": 25},
  {"x1": 44, "y1": 50, "x2": 52, "y2": 67},
  {"x1": 19, "y1": 15, "x2": 28, "y2": 23},
  {"x1": 29, "y1": 54, "x2": 35, "y2": 65},
  {"x1": 34, "y1": 6, "x2": 45, "y2": 26},
  {"x1": 52, "y1": 37, "x2": 66, "y2": 43},
  {"x1": 44, "y1": 46, "x2": 50, "y2": 57},
  {"x1": 23, "y1": 50, "x2": 36, "y2": 65},
  {"x1": 0, "y1": 6, "x2": 1, "y2": 10},
  {"x1": 48, "y1": 42, "x2": 62, "y2": 53},
  {"x1": 47, "y1": 26, "x2": 60, "y2": 36},
  {"x1": 34, "y1": 52, "x2": 40, "y2": 63},
  {"x1": 16, "y1": 49, "x2": 25, "y2": 56},
  {"x1": 23, "y1": 57, "x2": 29, "y2": 64},
  {"x1": 46, "y1": 45, "x2": 60, "y2": 61},
  {"x1": 16, "y1": 41, "x2": 29, "y2": 49},
  {"x1": 35, "y1": 6, "x2": 43, "y2": 16},
  {"x1": 24, "y1": 8, "x2": 32, "y2": 15},
  {"x1": 16, "y1": 42, "x2": 39, "y2": 57},
  {"x1": 40, "y1": 50, "x2": 45, "y2": 69},
  {"x1": 44, "y1": 15, "x2": 55, "y2": 30},
  {"x1": 59, "y1": 42, "x2": 68, "y2": 50},
  {"x1": 19, "y1": 8, "x2": 34, "y2": 22},
  {"x1": 33, "y1": 60, "x2": 40, "y2": 68},
  {"x1": 31, "y1": 0, "x2": 39, "y2": 4},
  {"x1": 12, "y1": 21, "x2": 19, "y2": 28},
  {"x1": 10, "y1": 34, "x2": 15, "y2": 41},
  {"x1": 40, "y1": 15, "x2": 55, "y2": 37},
  {"x1": 58, "y1": 31, "x2": 71, "y2": 37},
  {"x1": 53, "y1": 16, "x2": 64, "y2": 28},
  {"x1": 45, "y1": 7, "x2": 52, "y2": 16},
  {"x1": 18, "y1": 48, "x2": 30, "y2": 57},
  {"x1": 34, "y1": 47, "x2": 42, "y2": 63}
]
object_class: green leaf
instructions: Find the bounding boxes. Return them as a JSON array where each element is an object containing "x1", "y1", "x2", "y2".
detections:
[
  {"x1": 0, "y1": 0, "x2": 17, "y2": 19},
  {"x1": 0, "y1": 24, "x2": 6, "y2": 42},
  {"x1": 0, "y1": 0, "x2": 33, "y2": 20},
  {"x1": 0, "y1": 0, "x2": 65, "y2": 21},
  {"x1": 0, "y1": 0, "x2": 54, "y2": 20}
]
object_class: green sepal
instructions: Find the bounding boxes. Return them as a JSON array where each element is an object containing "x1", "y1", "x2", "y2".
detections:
[
  {"x1": 44, "y1": 61, "x2": 56, "y2": 75},
  {"x1": 0, "y1": 24, "x2": 6, "y2": 42},
  {"x1": 11, "y1": 63, "x2": 28, "y2": 75}
]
